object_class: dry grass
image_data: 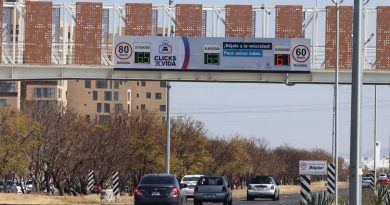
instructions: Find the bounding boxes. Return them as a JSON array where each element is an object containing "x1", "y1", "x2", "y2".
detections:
[
  {"x1": 0, "y1": 193, "x2": 134, "y2": 204},
  {"x1": 0, "y1": 182, "x2": 349, "y2": 204}
]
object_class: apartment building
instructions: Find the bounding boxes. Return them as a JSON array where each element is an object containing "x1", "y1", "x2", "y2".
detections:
[
  {"x1": 67, "y1": 80, "x2": 167, "y2": 122},
  {"x1": 20, "y1": 80, "x2": 67, "y2": 108},
  {"x1": 0, "y1": 81, "x2": 20, "y2": 109}
]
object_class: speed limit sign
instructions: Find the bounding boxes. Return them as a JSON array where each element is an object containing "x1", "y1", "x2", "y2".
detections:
[
  {"x1": 115, "y1": 42, "x2": 132, "y2": 60},
  {"x1": 292, "y1": 45, "x2": 310, "y2": 63}
]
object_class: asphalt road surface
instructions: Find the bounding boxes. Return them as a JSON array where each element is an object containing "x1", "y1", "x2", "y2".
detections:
[
  {"x1": 186, "y1": 194, "x2": 301, "y2": 205},
  {"x1": 188, "y1": 189, "x2": 349, "y2": 205}
]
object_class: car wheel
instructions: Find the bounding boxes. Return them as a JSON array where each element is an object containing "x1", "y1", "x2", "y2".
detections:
[
  {"x1": 247, "y1": 195, "x2": 254, "y2": 201},
  {"x1": 223, "y1": 198, "x2": 229, "y2": 205},
  {"x1": 194, "y1": 199, "x2": 202, "y2": 205},
  {"x1": 229, "y1": 198, "x2": 233, "y2": 205},
  {"x1": 272, "y1": 192, "x2": 278, "y2": 201}
]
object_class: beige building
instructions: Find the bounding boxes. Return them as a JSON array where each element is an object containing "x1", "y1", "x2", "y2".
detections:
[
  {"x1": 0, "y1": 81, "x2": 20, "y2": 109},
  {"x1": 20, "y1": 80, "x2": 67, "y2": 108},
  {"x1": 67, "y1": 80, "x2": 167, "y2": 122}
]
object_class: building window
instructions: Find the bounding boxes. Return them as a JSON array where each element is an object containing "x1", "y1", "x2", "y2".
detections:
[
  {"x1": 160, "y1": 81, "x2": 167, "y2": 87},
  {"x1": 136, "y1": 93, "x2": 139, "y2": 98},
  {"x1": 114, "y1": 81, "x2": 120, "y2": 89},
  {"x1": 104, "y1": 91, "x2": 112, "y2": 101},
  {"x1": 0, "y1": 99, "x2": 6, "y2": 106},
  {"x1": 104, "y1": 103, "x2": 110, "y2": 113},
  {"x1": 136, "y1": 105, "x2": 139, "y2": 110},
  {"x1": 137, "y1": 81, "x2": 139, "y2": 86},
  {"x1": 160, "y1": 105, "x2": 166, "y2": 112},
  {"x1": 58, "y1": 89, "x2": 62, "y2": 98},
  {"x1": 114, "y1": 92, "x2": 119, "y2": 101},
  {"x1": 141, "y1": 81, "x2": 146, "y2": 86},
  {"x1": 85, "y1": 80, "x2": 91, "y2": 88},
  {"x1": 33, "y1": 88, "x2": 55, "y2": 98},
  {"x1": 146, "y1": 92, "x2": 151, "y2": 99},
  {"x1": 141, "y1": 104, "x2": 145, "y2": 110},
  {"x1": 128, "y1": 92, "x2": 131, "y2": 101},
  {"x1": 96, "y1": 80, "x2": 108, "y2": 89},
  {"x1": 97, "y1": 103, "x2": 102, "y2": 113},
  {"x1": 128, "y1": 104, "x2": 130, "y2": 112},
  {"x1": 109, "y1": 80, "x2": 113, "y2": 89},
  {"x1": 85, "y1": 115, "x2": 90, "y2": 122},
  {"x1": 93, "y1": 91, "x2": 98, "y2": 101},
  {"x1": 155, "y1": 92, "x2": 162, "y2": 100},
  {"x1": 115, "y1": 104, "x2": 123, "y2": 113}
]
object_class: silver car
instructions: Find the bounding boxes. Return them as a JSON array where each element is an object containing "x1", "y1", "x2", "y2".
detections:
[
  {"x1": 247, "y1": 176, "x2": 280, "y2": 201},
  {"x1": 194, "y1": 176, "x2": 233, "y2": 205},
  {"x1": 180, "y1": 175, "x2": 203, "y2": 198}
]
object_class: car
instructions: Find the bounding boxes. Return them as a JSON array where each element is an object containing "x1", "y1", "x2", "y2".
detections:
[
  {"x1": 134, "y1": 174, "x2": 186, "y2": 205},
  {"x1": 25, "y1": 180, "x2": 33, "y2": 193},
  {"x1": 0, "y1": 181, "x2": 4, "y2": 193},
  {"x1": 377, "y1": 176, "x2": 389, "y2": 185},
  {"x1": 91, "y1": 183, "x2": 103, "y2": 193},
  {"x1": 362, "y1": 176, "x2": 371, "y2": 188},
  {"x1": 16, "y1": 182, "x2": 23, "y2": 194},
  {"x1": 180, "y1": 175, "x2": 203, "y2": 198},
  {"x1": 193, "y1": 176, "x2": 233, "y2": 205},
  {"x1": 246, "y1": 176, "x2": 280, "y2": 201},
  {"x1": 6, "y1": 180, "x2": 18, "y2": 193}
]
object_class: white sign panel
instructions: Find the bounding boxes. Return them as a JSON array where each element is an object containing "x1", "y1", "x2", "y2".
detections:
[
  {"x1": 114, "y1": 36, "x2": 311, "y2": 73},
  {"x1": 299, "y1": 160, "x2": 327, "y2": 175}
]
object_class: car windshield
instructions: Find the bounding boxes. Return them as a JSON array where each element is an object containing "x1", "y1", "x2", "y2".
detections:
[
  {"x1": 0, "y1": 181, "x2": 4, "y2": 186},
  {"x1": 140, "y1": 176, "x2": 175, "y2": 185},
  {"x1": 251, "y1": 178, "x2": 273, "y2": 184},
  {"x1": 6, "y1": 181, "x2": 13, "y2": 185},
  {"x1": 26, "y1": 181, "x2": 33, "y2": 185},
  {"x1": 198, "y1": 177, "x2": 223, "y2": 186},
  {"x1": 182, "y1": 177, "x2": 200, "y2": 182},
  {"x1": 363, "y1": 177, "x2": 370, "y2": 180}
]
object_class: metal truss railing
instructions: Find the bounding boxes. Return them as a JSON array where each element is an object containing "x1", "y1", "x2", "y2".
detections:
[{"x1": 0, "y1": 2, "x2": 380, "y2": 70}]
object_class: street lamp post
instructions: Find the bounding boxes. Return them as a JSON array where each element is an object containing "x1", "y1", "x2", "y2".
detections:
[
  {"x1": 350, "y1": 0, "x2": 364, "y2": 204},
  {"x1": 331, "y1": 0, "x2": 343, "y2": 203}
]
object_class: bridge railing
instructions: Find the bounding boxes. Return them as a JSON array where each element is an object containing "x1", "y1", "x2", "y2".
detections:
[{"x1": 0, "y1": 2, "x2": 385, "y2": 70}]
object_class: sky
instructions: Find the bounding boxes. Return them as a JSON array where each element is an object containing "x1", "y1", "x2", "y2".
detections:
[{"x1": 66, "y1": 0, "x2": 390, "y2": 158}]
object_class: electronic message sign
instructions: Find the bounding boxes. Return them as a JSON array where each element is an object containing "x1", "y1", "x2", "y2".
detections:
[{"x1": 114, "y1": 36, "x2": 311, "y2": 73}]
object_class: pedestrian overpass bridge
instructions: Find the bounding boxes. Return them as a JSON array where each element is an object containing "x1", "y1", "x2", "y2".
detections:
[{"x1": 0, "y1": 2, "x2": 389, "y2": 84}]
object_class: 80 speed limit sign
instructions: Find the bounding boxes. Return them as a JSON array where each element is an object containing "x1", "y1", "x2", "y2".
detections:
[
  {"x1": 115, "y1": 42, "x2": 132, "y2": 60},
  {"x1": 292, "y1": 45, "x2": 310, "y2": 63}
]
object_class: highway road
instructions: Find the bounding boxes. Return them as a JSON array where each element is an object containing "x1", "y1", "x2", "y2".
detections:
[{"x1": 190, "y1": 189, "x2": 349, "y2": 205}]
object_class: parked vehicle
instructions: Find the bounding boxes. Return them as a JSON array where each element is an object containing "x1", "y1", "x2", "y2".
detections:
[
  {"x1": 180, "y1": 175, "x2": 203, "y2": 198},
  {"x1": 16, "y1": 182, "x2": 23, "y2": 194},
  {"x1": 377, "y1": 176, "x2": 389, "y2": 185},
  {"x1": 134, "y1": 174, "x2": 186, "y2": 205},
  {"x1": 246, "y1": 176, "x2": 280, "y2": 201},
  {"x1": 362, "y1": 176, "x2": 371, "y2": 188},
  {"x1": 6, "y1": 180, "x2": 18, "y2": 193},
  {"x1": 91, "y1": 183, "x2": 103, "y2": 194},
  {"x1": 0, "y1": 181, "x2": 4, "y2": 193},
  {"x1": 25, "y1": 180, "x2": 33, "y2": 193},
  {"x1": 193, "y1": 176, "x2": 233, "y2": 205}
]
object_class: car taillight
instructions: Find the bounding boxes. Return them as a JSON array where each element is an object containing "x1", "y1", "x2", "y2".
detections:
[
  {"x1": 222, "y1": 186, "x2": 227, "y2": 192},
  {"x1": 170, "y1": 187, "x2": 179, "y2": 197},
  {"x1": 194, "y1": 186, "x2": 198, "y2": 192},
  {"x1": 134, "y1": 188, "x2": 143, "y2": 196},
  {"x1": 271, "y1": 185, "x2": 275, "y2": 190}
]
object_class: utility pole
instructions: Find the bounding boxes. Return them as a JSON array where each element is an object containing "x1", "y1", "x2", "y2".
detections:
[
  {"x1": 165, "y1": 82, "x2": 171, "y2": 174},
  {"x1": 331, "y1": 0, "x2": 343, "y2": 203},
  {"x1": 374, "y1": 85, "x2": 377, "y2": 183},
  {"x1": 350, "y1": 0, "x2": 364, "y2": 204}
]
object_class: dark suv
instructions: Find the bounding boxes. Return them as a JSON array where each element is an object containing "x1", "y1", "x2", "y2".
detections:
[
  {"x1": 247, "y1": 176, "x2": 280, "y2": 201},
  {"x1": 134, "y1": 174, "x2": 186, "y2": 205}
]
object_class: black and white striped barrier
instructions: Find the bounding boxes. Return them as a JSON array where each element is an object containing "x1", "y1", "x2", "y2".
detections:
[
  {"x1": 300, "y1": 175, "x2": 311, "y2": 204},
  {"x1": 369, "y1": 170, "x2": 375, "y2": 189},
  {"x1": 327, "y1": 164, "x2": 336, "y2": 194},
  {"x1": 112, "y1": 171, "x2": 120, "y2": 197},
  {"x1": 87, "y1": 170, "x2": 94, "y2": 192}
]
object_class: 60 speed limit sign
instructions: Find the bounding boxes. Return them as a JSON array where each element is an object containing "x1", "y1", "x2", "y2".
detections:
[
  {"x1": 115, "y1": 42, "x2": 132, "y2": 60},
  {"x1": 292, "y1": 45, "x2": 310, "y2": 63}
]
